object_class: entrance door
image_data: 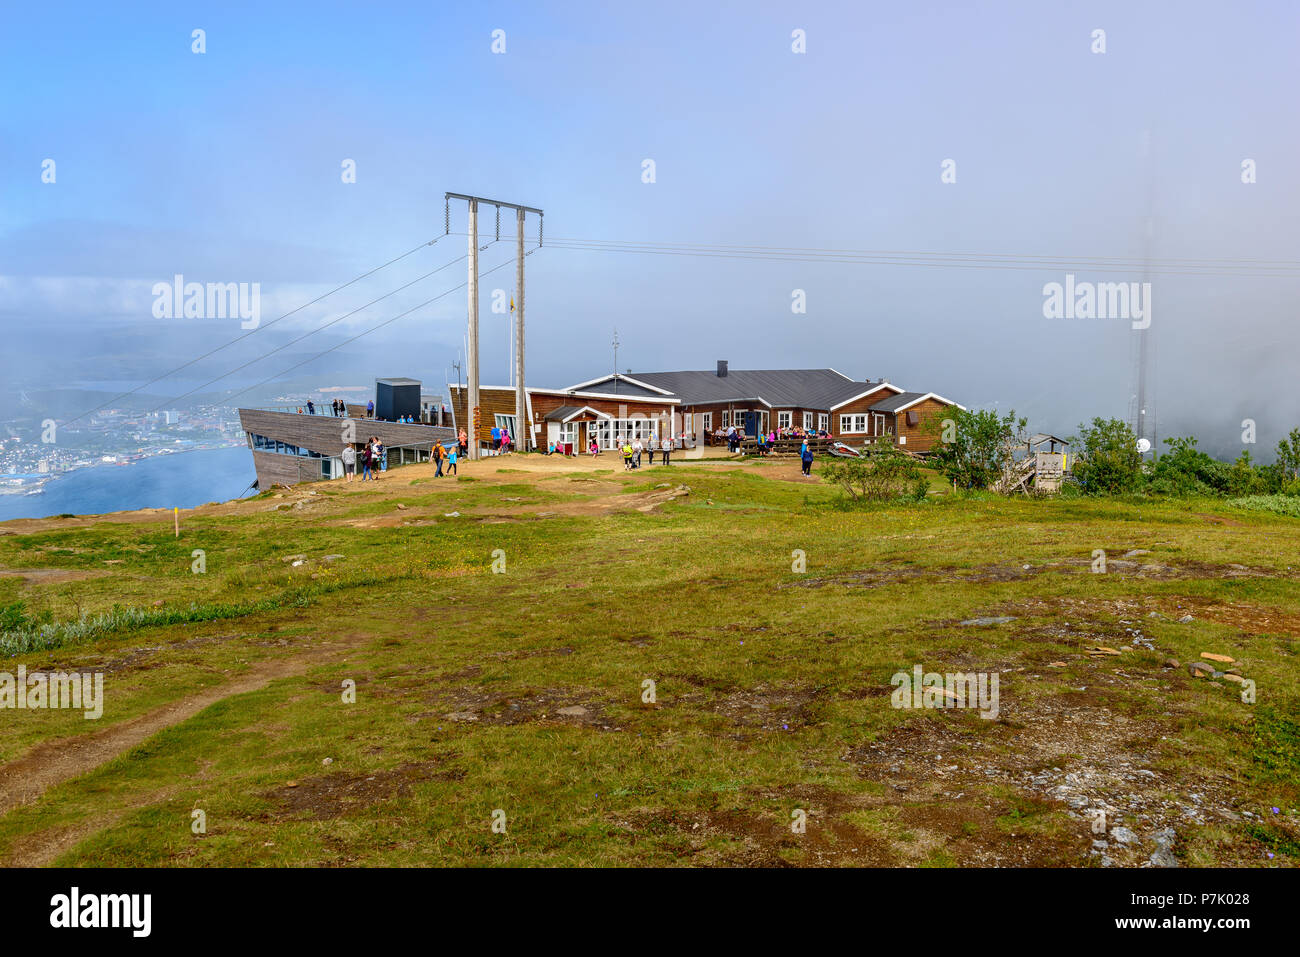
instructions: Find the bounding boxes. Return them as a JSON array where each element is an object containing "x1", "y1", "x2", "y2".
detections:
[
  {"x1": 559, "y1": 421, "x2": 578, "y2": 454},
  {"x1": 743, "y1": 411, "x2": 757, "y2": 436}
]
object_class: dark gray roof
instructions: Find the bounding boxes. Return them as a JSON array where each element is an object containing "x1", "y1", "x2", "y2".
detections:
[
  {"x1": 563, "y1": 376, "x2": 667, "y2": 399},
  {"x1": 619, "y1": 369, "x2": 874, "y2": 409},
  {"x1": 869, "y1": 391, "x2": 948, "y2": 413},
  {"x1": 543, "y1": 405, "x2": 605, "y2": 422}
]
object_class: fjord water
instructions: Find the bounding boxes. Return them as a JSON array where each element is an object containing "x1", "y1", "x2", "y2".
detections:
[{"x1": 0, "y1": 446, "x2": 255, "y2": 522}]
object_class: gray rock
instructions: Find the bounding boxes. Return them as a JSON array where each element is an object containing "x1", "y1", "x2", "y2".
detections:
[
  {"x1": 1110, "y1": 826, "x2": 1137, "y2": 845},
  {"x1": 960, "y1": 616, "x2": 1017, "y2": 626},
  {"x1": 445, "y1": 711, "x2": 479, "y2": 721},
  {"x1": 556, "y1": 705, "x2": 589, "y2": 717},
  {"x1": 1178, "y1": 614, "x2": 1195, "y2": 623},
  {"x1": 1149, "y1": 828, "x2": 1178, "y2": 868}
]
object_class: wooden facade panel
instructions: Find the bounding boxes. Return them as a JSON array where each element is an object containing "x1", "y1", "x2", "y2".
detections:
[
  {"x1": 238, "y1": 409, "x2": 453, "y2": 457},
  {"x1": 251, "y1": 450, "x2": 322, "y2": 489},
  {"x1": 892, "y1": 398, "x2": 953, "y2": 451},
  {"x1": 449, "y1": 386, "x2": 526, "y2": 447}
]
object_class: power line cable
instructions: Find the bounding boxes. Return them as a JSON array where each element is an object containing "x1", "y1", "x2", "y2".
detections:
[
  {"x1": 538, "y1": 235, "x2": 1300, "y2": 272},
  {"x1": 62, "y1": 237, "x2": 441, "y2": 425},
  {"x1": 540, "y1": 239, "x2": 1298, "y2": 278},
  {"x1": 145, "y1": 253, "x2": 468, "y2": 414},
  {"x1": 222, "y1": 256, "x2": 520, "y2": 408}
]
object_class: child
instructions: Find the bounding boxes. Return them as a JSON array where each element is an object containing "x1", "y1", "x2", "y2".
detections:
[
  {"x1": 589, "y1": 439, "x2": 599, "y2": 457},
  {"x1": 447, "y1": 445, "x2": 458, "y2": 475},
  {"x1": 801, "y1": 444, "x2": 814, "y2": 476}
]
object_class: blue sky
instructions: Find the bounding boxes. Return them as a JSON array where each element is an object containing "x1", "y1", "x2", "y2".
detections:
[{"x1": 1, "y1": 0, "x2": 1297, "y2": 453}]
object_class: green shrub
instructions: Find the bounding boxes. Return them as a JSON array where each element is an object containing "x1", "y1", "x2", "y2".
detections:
[
  {"x1": 1230, "y1": 495, "x2": 1300, "y2": 518},
  {"x1": 821, "y1": 443, "x2": 923, "y2": 502},
  {"x1": 926, "y1": 407, "x2": 1026, "y2": 490},
  {"x1": 1073, "y1": 418, "x2": 1142, "y2": 494}
]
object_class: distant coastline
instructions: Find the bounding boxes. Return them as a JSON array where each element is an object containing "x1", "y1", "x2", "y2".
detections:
[{"x1": 0, "y1": 445, "x2": 255, "y2": 522}]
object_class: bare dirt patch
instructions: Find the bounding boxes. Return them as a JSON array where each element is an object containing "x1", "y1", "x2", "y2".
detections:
[
  {"x1": 262, "y1": 761, "x2": 446, "y2": 821},
  {"x1": 0, "y1": 567, "x2": 109, "y2": 585}
]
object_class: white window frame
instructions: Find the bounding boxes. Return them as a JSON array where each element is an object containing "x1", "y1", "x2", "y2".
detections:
[
  {"x1": 819, "y1": 414, "x2": 829, "y2": 431},
  {"x1": 839, "y1": 414, "x2": 869, "y2": 434},
  {"x1": 721, "y1": 411, "x2": 730, "y2": 428},
  {"x1": 777, "y1": 411, "x2": 792, "y2": 429},
  {"x1": 803, "y1": 412, "x2": 813, "y2": 430},
  {"x1": 702, "y1": 413, "x2": 712, "y2": 431},
  {"x1": 494, "y1": 413, "x2": 517, "y2": 436}
]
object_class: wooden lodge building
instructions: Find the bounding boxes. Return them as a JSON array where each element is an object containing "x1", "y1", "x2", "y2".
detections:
[
  {"x1": 238, "y1": 365, "x2": 963, "y2": 488},
  {"x1": 451, "y1": 361, "x2": 963, "y2": 455}
]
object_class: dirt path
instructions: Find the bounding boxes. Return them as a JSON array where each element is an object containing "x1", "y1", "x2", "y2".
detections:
[{"x1": 0, "y1": 656, "x2": 307, "y2": 825}]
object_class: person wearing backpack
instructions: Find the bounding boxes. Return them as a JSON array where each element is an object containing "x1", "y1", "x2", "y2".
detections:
[
  {"x1": 801, "y1": 443, "x2": 814, "y2": 476},
  {"x1": 432, "y1": 441, "x2": 446, "y2": 477}
]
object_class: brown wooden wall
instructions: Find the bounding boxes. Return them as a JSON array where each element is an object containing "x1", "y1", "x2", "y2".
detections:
[
  {"x1": 449, "y1": 386, "x2": 527, "y2": 447},
  {"x1": 250, "y1": 450, "x2": 323, "y2": 489},
  {"x1": 451, "y1": 386, "x2": 675, "y2": 449},
  {"x1": 829, "y1": 389, "x2": 896, "y2": 437},
  {"x1": 892, "y1": 398, "x2": 954, "y2": 452}
]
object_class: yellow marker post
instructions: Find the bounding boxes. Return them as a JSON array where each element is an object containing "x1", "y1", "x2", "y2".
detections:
[{"x1": 174, "y1": 507, "x2": 179, "y2": 538}]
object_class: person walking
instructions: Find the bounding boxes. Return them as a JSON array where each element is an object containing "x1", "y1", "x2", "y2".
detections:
[
  {"x1": 621, "y1": 440, "x2": 634, "y2": 471},
  {"x1": 661, "y1": 435, "x2": 672, "y2": 466},
  {"x1": 366, "y1": 399, "x2": 374, "y2": 419},
  {"x1": 490, "y1": 424, "x2": 501, "y2": 452},
  {"x1": 432, "y1": 441, "x2": 445, "y2": 477},
  {"x1": 360, "y1": 441, "x2": 373, "y2": 481},
  {"x1": 458, "y1": 428, "x2": 468, "y2": 457},
  {"x1": 447, "y1": 444, "x2": 458, "y2": 475},
  {"x1": 801, "y1": 443, "x2": 814, "y2": 476},
  {"x1": 306, "y1": 399, "x2": 315, "y2": 415},
  {"x1": 632, "y1": 436, "x2": 643, "y2": 469},
  {"x1": 646, "y1": 438, "x2": 656, "y2": 466},
  {"x1": 589, "y1": 438, "x2": 599, "y2": 457},
  {"x1": 373, "y1": 437, "x2": 385, "y2": 478},
  {"x1": 341, "y1": 443, "x2": 356, "y2": 482}
]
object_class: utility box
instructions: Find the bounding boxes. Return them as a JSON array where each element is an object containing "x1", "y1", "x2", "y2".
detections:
[{"x1": 375, "y1": 377, "x2": 422, "y2": 422}]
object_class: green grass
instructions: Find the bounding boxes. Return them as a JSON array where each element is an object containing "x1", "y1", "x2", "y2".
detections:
[{"x1": 0, "y1": 463, "x2": 1297, "y2": 867}]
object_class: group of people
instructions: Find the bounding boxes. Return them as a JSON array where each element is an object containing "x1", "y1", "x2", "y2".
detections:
[
  {"x1": 338, "y1": 436, "x2": 386, "y2": 482},
  {"x1": 489, "y1": 424, "x2": 513, "y2": 453},
  {"x1": 295, "y1": 398, "x2": 358, "y2": 417},
  {"x1": 620, "y1": 435, "x2": 674, "y2": 470},
  {"x1": 429, "y1": 440, "x2": 458, "y2": 477}
]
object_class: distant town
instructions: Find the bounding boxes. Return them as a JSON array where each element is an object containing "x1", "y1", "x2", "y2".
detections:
[{"x1": 0, "y1": 402, "x2": 247, "y2": 498}]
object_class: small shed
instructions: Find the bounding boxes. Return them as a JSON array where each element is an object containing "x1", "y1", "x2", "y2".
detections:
[
  {"x1": 1027, "y1": 433, "x2": 1071, "y2": 491},
  {"x1": 375, "y1": 377, "x2": 422, "y2": 422}
]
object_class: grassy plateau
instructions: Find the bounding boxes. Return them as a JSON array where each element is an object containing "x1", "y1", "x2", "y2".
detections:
[{"x1": 0, "y1": 450, "x2": 1296, "y2": 867}]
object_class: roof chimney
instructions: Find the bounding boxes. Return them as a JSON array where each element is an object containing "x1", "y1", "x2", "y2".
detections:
[{"x1": 716, "y1": 360, "x2": 728, "y2": 378}]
